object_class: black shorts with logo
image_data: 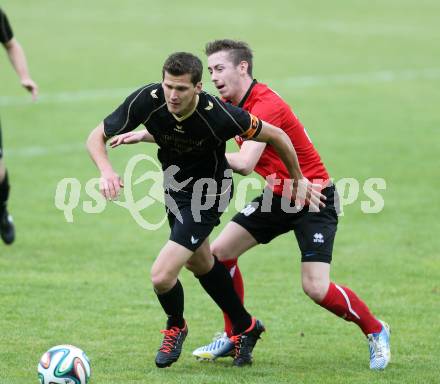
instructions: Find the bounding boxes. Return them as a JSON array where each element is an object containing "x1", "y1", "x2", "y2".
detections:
[
  {"x1": 166, "y1": 180, "x2": 233, "y2": 252},
  {"x1": 232, "y1": 185, "x2": 338, "y2": 263}
]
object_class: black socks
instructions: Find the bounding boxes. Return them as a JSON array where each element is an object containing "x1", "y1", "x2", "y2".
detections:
[
  {"x1": 197, "y1": 256, "x2": 251, "y2": 334},
  {"x1": 156, "y1": 279, "x2": 185, "y2": 329},
  {"x1": 0, "y1": 171, "x2": 10, "y2": 214}
]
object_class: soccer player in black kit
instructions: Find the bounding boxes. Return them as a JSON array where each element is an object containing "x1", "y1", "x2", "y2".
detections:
[
  {"x1": 0, "y1": 7, "x2": 38, "y2": 245},
  {"x1": 87, "y1": 52, "x2": 325, "y2": 368}
]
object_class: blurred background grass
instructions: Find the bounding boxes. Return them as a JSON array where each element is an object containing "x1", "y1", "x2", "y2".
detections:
[{"x1": 1, "y1": 1, "x2": 439, "y2": 383}]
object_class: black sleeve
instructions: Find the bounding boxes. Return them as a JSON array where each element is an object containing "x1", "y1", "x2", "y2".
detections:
[
  {"x1": 103, "y1": 84, "x2": 156, "y2": 138},
  {"x1": 0, "y1": 8, "x2": 14, "y2": 44},
  {"x1": 211, "y1": 97, "x2": 262, "y2": 141}
]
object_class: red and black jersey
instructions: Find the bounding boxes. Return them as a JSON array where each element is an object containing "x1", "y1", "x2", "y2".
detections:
[
  {"x1": 0, "y1": 8, "x2": 14, "y2": 44},
  {"x1": 233, "y1": 81, "x2": 330, "y2": 195}
]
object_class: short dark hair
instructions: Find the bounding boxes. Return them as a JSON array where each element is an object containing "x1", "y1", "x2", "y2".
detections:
[
  {"x1": 205, "y1": 39, "x2": 253, "y2": 76},
  {"x1": 162, "y1": 52, "x2": 203, "y2": 85}
]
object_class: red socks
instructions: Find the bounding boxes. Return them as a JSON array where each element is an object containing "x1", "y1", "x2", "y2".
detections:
[
  {"x1": 220, "y1": 258, "x2": 244, "y2": 337},
  {"x1": 218, "y1": 259, "x2": 382, "y2": 337},
  {"x1": 320, "y1": 282, "x2": 382, "y2": 335}
]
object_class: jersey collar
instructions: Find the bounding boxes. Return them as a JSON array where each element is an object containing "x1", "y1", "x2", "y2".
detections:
[
  {"x1": 172, "y1": 95, "x2": 200, "y2": 122},
  {"x1": 237, "y1": 79, "x2": 258, "y2": 108}
]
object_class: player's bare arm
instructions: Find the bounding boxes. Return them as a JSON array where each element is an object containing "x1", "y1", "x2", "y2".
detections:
[
  {"x1": 253, "y1": 121, "x2": 302, "y2": 180},
  {"x1": 225, "y1": 141, "x2": 266, "y2": 176},
  {"x1": 109, "y1": 129, "x2": 156, "y2": 148},
  {"x1": 3, "y1": 37, "x2": 38, "y2": 100},
  {"x1": 86, "y1": 122, "x2": 123, "y2": 200}
]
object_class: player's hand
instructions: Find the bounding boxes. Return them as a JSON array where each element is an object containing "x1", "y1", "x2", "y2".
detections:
[
  {"x1": 21, "y1": 78, "x2": 38, "y2": 101},
  {"x1": 109, "y1": 131, "x2": 146, "y2": 148},
  {"x1": 293, "y1": 178, "x2": 326, "y2": 212},
  {"x1": 99, "y1": 169, "x2": 124, "y2": 200}
]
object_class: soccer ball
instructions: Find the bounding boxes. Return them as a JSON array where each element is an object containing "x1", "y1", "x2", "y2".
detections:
[{"x1": 37, "y1": 345, "x2": 91, "y2": 384}]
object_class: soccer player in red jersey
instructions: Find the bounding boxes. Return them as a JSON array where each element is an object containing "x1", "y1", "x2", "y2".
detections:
[{"x1": 191, "y1": 40, "x2": 391, "y2": 370}]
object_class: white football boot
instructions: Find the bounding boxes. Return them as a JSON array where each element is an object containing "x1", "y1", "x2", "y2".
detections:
[
  {"x1": 192, "y1": 332, "x2": 234, "y2": 360},
  {"x1": 367, "y1": 320, "x2": 391, "y2": 370}
]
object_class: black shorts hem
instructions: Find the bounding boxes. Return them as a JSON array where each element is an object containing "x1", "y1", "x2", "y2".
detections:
[
  {"x1": 169, "y1": 232, "x2": 212, "y2": 252},
  {"x1": 301, "y1": 252, "x2": 332, "y2": 264}
]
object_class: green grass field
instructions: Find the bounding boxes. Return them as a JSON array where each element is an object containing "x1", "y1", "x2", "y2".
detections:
[{"x1": 1, "y1": 1, "x2": 440, "y2": 383}]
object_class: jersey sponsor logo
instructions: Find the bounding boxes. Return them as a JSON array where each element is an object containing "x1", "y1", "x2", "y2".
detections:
[
  {"x1": 205, "y1": 101, "x2": 214, "y2": 111},
  {"x1": 150, "y1": 89, "x2": 158, "y2": 99},
  {"x1": 191, "y1": 235, "x2": 199, "y2": 245},
  {"x1": 313, "y1": 233, "x2": 324, "y2": 243},
  {"x1": 174, "y1": 124, "x2": 185, "y2": 133}
]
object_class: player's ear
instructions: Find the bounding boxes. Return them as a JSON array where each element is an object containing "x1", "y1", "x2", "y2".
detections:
[
  {"x1": 239, "y1": 61, "x2": 249, "y2": 75},
  {"x1": 195, "y1": 81, "x2": 203, "y2": 94}
]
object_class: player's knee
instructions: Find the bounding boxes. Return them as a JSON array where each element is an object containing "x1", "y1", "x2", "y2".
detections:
[
  {"x1": 151, "y1": 270, "x2": 174, "y2": 292},
  {"x1": 185, "y1": 255, "x2": 213, "y2": 276},
  {"x1": 302, "y1": 278, "x2": 328, "y2": 303},
  {"x1": 185, "y1": 259, "x2": 204, "y2": 275},
  {"x1": 211, "y1": 243, "x2": 230, "y2": 261},
  {"x1": 184, "y1": 259, "x2": 196, "y2": 273}
]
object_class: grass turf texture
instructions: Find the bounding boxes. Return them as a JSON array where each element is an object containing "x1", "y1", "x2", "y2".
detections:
[{"x1": 1, "y1": 0, "x2": 439, "y2": 383}]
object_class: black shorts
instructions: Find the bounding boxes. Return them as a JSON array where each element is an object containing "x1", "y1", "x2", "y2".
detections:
[
  {"x1": 232, "y1": 185, "x2": 338, "y2": 263},
  {"x1": 166, "y1": 181, "x2": 233, "y2": 252}
]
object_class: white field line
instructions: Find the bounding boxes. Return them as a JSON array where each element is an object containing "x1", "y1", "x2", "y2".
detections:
[
  {"x1": 1, "y1": 68, "x2": 439, "y2": 108},
  {"x1": 0, "y1": 87, "x2": 136, "y2": 107},
  {"x1": 277, "y1": 68, "x2": 440, "y2": 87},
  {"x1": 7, "y1": 143, "x2": 85, "y2": 158}
]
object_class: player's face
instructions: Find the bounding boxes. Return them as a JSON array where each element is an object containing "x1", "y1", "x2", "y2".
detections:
[
  {"x1": 162, "y1": 72, "x2": 202, "y2": 115},
  {"x1": 207, "y1": 51, "x2": 243, "y2": 100}
]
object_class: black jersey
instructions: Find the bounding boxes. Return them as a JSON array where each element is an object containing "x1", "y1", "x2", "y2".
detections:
[
  {"x1": 0, "y1": 8, "x2": 13, "y2": 44},
  {"x1": 104, "y1": 83, "x2": 262, "y2": 190}
]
